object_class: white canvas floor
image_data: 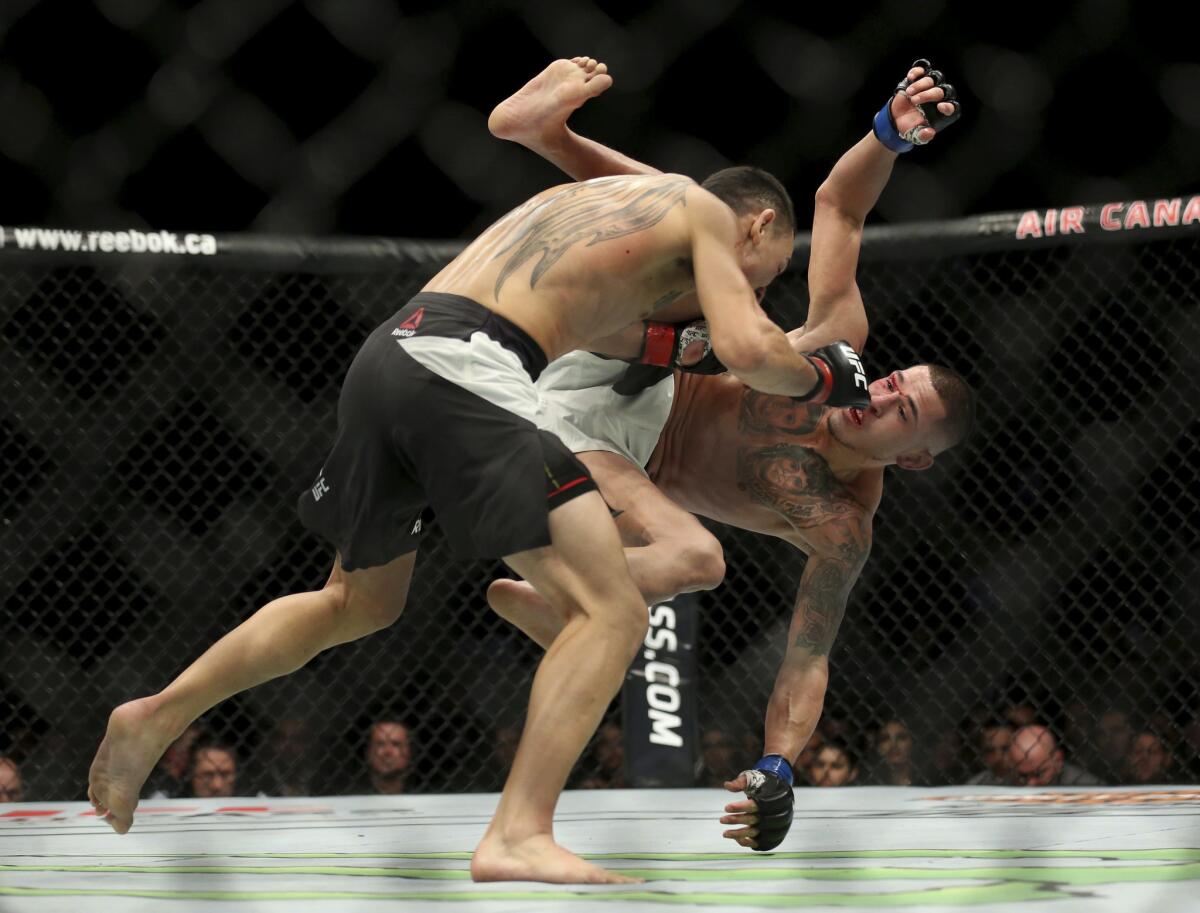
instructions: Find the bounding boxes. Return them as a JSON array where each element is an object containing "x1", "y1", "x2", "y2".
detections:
[{"x1": 2, "y1": 786, "x2": 1199, "y2": 912}]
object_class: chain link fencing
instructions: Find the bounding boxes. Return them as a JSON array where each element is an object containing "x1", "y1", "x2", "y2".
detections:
[
  {"x1": 1, "y1": 205, "x2": 1197, "y2": 801},
  {"x1": 4, "y1": 2, "x2": 1198, "y2": 238}
]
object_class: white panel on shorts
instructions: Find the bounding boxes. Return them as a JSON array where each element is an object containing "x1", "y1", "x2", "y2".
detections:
[
  {"x1": 398, "y1": 332, "x2": 540, "y2": 424},
  {"x1": 534, "y1": 351, "x2": 675, "y2": 472}
]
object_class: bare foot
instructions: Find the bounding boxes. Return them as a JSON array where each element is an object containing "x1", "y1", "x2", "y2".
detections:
[
  {"x1": 488, "y1": 57, "x2": 613, "y2": 147},
  {"x1": 472, "y1": 832, "x2": 642, "y2": 884},
  {"x1": 87, "y1": 698, "x2": 179, "y2": 834},
  {"x1": 486, "y1": 579, "x2": 565, "y2": 649}
]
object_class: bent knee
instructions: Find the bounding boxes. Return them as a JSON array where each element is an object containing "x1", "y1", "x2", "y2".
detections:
[
  {"x1": 578, "y1": 588, "x2": 648, "y2": 655},
  {"x1": 328, "y1": 580, "x2": 404, "y2": 634},
  {"x1": 610, "y1": 598, "x2": 651, "y2": 654},
  {"x1": 678, "y1": 534, "x2": 726, "y2": 592}
]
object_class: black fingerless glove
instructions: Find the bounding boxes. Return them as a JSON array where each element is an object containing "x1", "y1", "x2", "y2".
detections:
[
  {"x1": 792, "y1": 340, "x2": 870, "y2": 409},
  {"x1": 872, "y1": 58, "x2": 962, "y2": 153},
  {"x1": 741, "y1": 755, "x2": 795, "y2": 852}
]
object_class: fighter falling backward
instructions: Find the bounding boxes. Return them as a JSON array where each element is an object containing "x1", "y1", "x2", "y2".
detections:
[
  {"x1": 85, "y1": 69, "x2": 872, "y2": 886},
  {"x1": 487, "y1": 58, "x2": 972, "y2": 849}
]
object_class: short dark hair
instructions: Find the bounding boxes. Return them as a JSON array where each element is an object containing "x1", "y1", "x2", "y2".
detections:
[
  {"x1": 701, "y1": 165, "x2": 795, "y2": 232},
  {"x1": 819, "y1": 740, "x2": 859, "y2": 770},
  {"x1": 188, "y1": 739, "x2": 237, "y2": 772},
  {"x1": 927, "y1": 364, "x2": 976, "y2": 452}
]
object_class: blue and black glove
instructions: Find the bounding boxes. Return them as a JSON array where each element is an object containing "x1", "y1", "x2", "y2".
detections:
[
  {"x1": 739, "y1": 755, "x2": 795, "y2": 852},
  {"x1": 873, "y1": 58, "x2": 962, "y2": 153}
]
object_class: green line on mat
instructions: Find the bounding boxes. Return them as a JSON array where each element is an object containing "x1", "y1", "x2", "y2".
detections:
[{"x1": 0, "y1": 883, "x2": 1072, "y2": 906}]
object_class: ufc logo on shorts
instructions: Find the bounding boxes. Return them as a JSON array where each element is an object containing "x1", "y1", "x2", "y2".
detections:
[
  {"x1": 838, "y1": 343, "x2": 869, "y2": 391},
  {"x1": 311, "y1": 476, "x2": 331, "y2": 501}
]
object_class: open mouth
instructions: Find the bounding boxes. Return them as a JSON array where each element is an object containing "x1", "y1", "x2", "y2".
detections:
[{"x1": 847, "y1": 407, "x2": 864, "y2": 427}]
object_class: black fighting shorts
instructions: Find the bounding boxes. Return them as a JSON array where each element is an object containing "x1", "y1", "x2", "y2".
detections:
[{"x1": 297, "y1": 292, "x2": 597, "y2": 570}]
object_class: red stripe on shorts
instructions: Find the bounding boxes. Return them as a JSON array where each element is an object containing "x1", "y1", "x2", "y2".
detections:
[{"x1": 547, "y1": 476, "x2": 590, "y2": 499}]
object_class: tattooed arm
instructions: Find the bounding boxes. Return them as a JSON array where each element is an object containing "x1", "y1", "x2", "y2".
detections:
[
  {"x1": 763, "y1": 515, "x2": 872, "y2": 768},
  {"x1": 731, "y1": 434, "x2": 873, "y2": 768}
]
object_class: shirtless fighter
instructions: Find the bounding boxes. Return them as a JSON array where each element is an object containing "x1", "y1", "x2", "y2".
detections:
[
  {"x1": 85, "y1": 61, "x2": 871, "y2": 883},
  {"x1": 486, "y1": 58, "x2": 973, "y2": 850}
]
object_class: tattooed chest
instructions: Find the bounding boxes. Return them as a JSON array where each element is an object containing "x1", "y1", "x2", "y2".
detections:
[
  {"x1": 738, "y1": 389, "x2": 823, "y2": 436},
  {"x1": 735, "y1": 442, "x2": 859, "y2": 530}
]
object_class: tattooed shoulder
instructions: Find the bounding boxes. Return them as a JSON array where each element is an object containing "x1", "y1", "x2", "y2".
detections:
[
  {"x1": 492, "y1": 176, "x2": 692, "y2": 299},
  {"x1": 739, "y1": 389, "x2": 823, "y2": 435}
]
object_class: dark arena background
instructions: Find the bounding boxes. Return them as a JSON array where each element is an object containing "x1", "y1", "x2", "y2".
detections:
[{"x1": 1, "y1": 3, "x2": 1199, "y2": 911}]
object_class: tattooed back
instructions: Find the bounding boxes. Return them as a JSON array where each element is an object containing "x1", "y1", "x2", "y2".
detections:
[{"x1": 424, "y1": 174, "x2": 699, "y2": 361}]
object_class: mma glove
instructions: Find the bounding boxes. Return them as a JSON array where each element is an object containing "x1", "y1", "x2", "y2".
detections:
[
  {"x1": 637, "y1": 319, "x2": 726, "y2": 375},
  {"x1": 740, "y1": 755, "x2": 795, "y2": 852},
  {"x1": 872, "y1": 58, "x2": 962, "y2": 153},
  {"x1": 793, "y1": 340, "x2": 871, "y2": 409}
]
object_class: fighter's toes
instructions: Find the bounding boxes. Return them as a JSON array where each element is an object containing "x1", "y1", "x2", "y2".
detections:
[{"x1": 106, "y1": 811, "x2": 132, "y2": 835}]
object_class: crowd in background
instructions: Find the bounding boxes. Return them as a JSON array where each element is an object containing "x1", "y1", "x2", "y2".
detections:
[{"x1": 2, "y1": 695, "x2": 1196, "y2": 803}]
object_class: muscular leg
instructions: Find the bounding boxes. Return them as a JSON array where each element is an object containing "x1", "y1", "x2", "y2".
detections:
[
  {"x1": 471, "y1": 491, "x2": 647, "y2": 885},
  {"x1": 87, "y1": 551, "x2": 415, "y2": 834},
  {"x1": 488, "y1": 450, "x2": 723, "y2": 648}
]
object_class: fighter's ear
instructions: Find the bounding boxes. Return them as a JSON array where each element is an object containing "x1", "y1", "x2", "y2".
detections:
[
  {"x1": 896, "y1": 450, "x2": 934, "y2": 471},
  {"x1": 751, "y1": 208, "x2": 777, "y2": 240}
]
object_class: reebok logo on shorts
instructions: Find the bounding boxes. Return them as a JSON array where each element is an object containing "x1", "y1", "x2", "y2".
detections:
[{"x1": 392, "y1": 307, "x2": 425, "y2": 339}]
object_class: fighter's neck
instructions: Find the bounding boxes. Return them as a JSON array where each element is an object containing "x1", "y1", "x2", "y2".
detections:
[{"x1": 807, "y1": 412, "x2": 880, "y2": 484}]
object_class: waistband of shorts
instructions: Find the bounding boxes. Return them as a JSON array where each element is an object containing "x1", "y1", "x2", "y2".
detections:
[{"x1": 406, "y1": 292, "x2": 549, "y2": 381}]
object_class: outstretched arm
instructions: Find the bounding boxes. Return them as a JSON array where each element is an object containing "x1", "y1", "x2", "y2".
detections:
[
  {"x1": 764, "y1": 522, "x2": 871, "y2": 764},
  {"x1": 721, "y1": 515, "x2": 871, "y2": 849},
  {"x1": 790, "y1": 60, "x2": 961, "y2": 354},
  {"x1": 489, "y1": 57, "x2": 661, "y2": 180}
]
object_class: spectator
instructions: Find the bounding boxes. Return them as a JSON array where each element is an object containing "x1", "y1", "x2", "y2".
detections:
[
  {"x1": 1060, "y1": 699, "x2": 1094, "y2": 758},
  {"x1": 966, "y1": 722, "x2": 1014, "y2": 785},
  {"x1": 926, "y1": 725, "x2": 970, "y2": 785},
  {"x1": 493, "y1": 724, "x2": 520, "y2": 770},
  {"x1": 1002, "y1": 700, "x2": 1039, "y2": 729},
  {"x1": 739, "y1": 729, "x2": 763, "y2": 773},
  {"x1": 0, "y1": 756, "x2": 24, "y2": 803},
  {"x1": 189, "y1": 742, "x2": 239, "y2": 798},
  {"x1": 1008, "y1": 725, "x2": 1101, "y2": 786},
  {"x1": 479, "y1": 724, "x2": 522, "y2": 792},
  {"x1": 866, "y1": 719, "x2": 921, "y2": 786},
  {"x1": 144, "y1": 723, "x2": 205, "y2": 799},
  {"x1": 346, "y1": 720, "x2": 413, "y2": 795},
  {"x1": 1181, "y1": 712, "x2": 1200, "y2": 782},
  {"x1": 794, "y1": 728, "x2": 825, "y2": 785},
  {"x1": 695, "y1": 728, "x2": 737, "y2": 788},
  {"x1": 809, "y1": 742, "x2": 859, "y2": 787},
  {"x1": 248, "y1": 717, "x2": 316, "y2": 797},
  {"x1": 1125, "y1": 730, "x2": 1175, "y2": 785},
  {"x1": 1145, "y1": 710, "x2": 1183, "y2": 758},
  {"x1": 820, "y1": 712, "x2": 852, "y2": 745},
  {"x1": 578, "y1": 721, "x2": 625, "y2": 789},
  {"x1": 1093, "y1": 709, "x2": 1135, "y2": 782}
]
